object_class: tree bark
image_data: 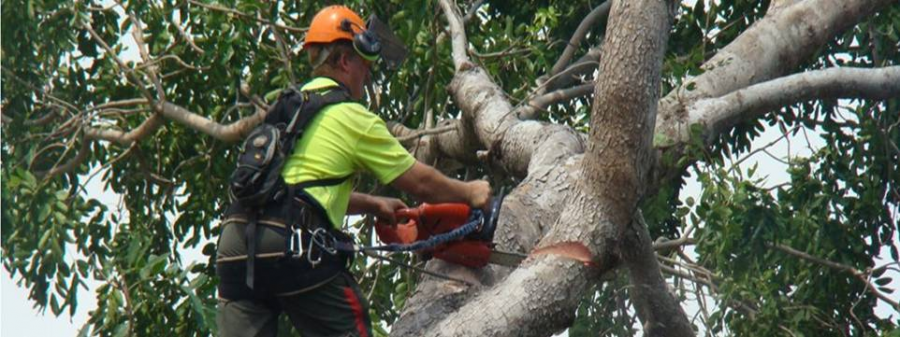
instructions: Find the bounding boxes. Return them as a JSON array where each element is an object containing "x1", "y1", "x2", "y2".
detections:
[{"x1": 583, "y1": 0, "x2": 691, "y2": 335}]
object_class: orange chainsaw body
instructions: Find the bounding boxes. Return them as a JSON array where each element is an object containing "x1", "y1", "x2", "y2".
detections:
[{"x1": 374, "y1": 203, "x2": 493, "y2": 268}]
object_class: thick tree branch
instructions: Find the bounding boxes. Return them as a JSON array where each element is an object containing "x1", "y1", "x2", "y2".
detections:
[
  {"x1": 623, "y1": 213, "x2": 694, "y2": 337},
  {"x1": 438, "y1": 0, "x2": 473, "y2": 72},
  {"x1": 686, "y1": 66, "x2": 900, "y2": 142},
  {"x1": 395, "y1": 124, "x2": 457, "y2": 142},
  {"x1": 655, "y1": 0, "x2": 893, "y2": 148},
  {"x1": 390, "y1": 2, "x2": 592, "y2": 335},
  {"x1": 84, "y1": 113, "x2": 165, "y2": 146},
  {"x1": 157, "y1": 102, "x2": 265, "y2": 143},
  {"x1": 387, "y1": 120, "x2": 471, "y2": 165}
]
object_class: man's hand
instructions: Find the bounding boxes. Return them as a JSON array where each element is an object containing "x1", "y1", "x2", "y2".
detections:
[
  {"x1": 371, "y1": 196, "x2": 408, "y2": 225},
  {"x1": 466, "y1": 180, "x2": 492, "y2": 209}
]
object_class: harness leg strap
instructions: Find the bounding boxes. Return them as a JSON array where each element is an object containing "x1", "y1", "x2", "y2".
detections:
[{"x1": 245, "y1": 212, "x2": 259, "y2": 289}]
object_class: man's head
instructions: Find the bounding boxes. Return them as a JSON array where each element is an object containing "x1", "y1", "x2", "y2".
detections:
[{"x1": 303, "y1": 6, "x2": 380, "y2": 100}]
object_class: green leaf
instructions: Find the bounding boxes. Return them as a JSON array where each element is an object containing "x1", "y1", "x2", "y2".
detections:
[
  {"x1": 264, "y1": 88, "x2": 282, "y2": 102},
  {"x1": 141, "y1": 254, "x2": 168, "y2": 279},
  {"x1": 50, "y1": 295, "x2": 62, "y2": 316}
]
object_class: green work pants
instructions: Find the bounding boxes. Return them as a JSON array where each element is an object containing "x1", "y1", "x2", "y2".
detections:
[{"x1": 217, "y1": 272, "x2": 372, "y2": 337}]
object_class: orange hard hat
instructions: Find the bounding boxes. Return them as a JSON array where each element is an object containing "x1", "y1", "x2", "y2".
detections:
[{"x1": 304, "y1": 5, "x2": 366, "y2": 46}]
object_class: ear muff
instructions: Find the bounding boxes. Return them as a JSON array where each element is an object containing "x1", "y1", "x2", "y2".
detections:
[{"x1": 340, "y1": 19, "x2": 381, "y2": 62}]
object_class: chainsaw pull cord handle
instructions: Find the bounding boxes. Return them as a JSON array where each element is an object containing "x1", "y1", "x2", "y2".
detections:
[{"x1": 393, "y1": 207, "x2": 420, "y2": 228}]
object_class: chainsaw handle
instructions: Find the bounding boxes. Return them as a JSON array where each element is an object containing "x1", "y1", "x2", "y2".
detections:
[
  {"x1": 374, "y1": 207, "x2": 420, "y2": 229},
  {"x1": 375, "y1": 208, "x2": 420, "y2": 244}
]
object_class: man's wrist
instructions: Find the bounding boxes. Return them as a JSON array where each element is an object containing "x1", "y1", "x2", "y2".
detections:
[{"x1": 462, "y1": 181, "x2": 475, "y2": 206}]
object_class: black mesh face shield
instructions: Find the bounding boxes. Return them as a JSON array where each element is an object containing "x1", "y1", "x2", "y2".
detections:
[{"x1": 366, "y1": 15, "x2": 408, "y2": 70}]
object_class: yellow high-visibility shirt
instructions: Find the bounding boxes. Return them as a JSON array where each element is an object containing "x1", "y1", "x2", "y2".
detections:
[{"x1": 281, "y1": 77, "x2": 416, "y2": 228}]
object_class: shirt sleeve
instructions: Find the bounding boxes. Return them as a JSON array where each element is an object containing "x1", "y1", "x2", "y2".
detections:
[{"x1": 354, "y1": 117, "x2": 416, "y2": 184}]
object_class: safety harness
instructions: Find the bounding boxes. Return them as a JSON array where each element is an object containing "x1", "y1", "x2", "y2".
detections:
[{"x1": 220, "y1": 82, "x2": 353, "y2": 300}]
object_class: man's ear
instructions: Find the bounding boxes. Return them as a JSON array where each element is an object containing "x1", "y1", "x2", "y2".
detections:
[{"x1": 338, "y1": 53, "x2": 354, "y2": 72}]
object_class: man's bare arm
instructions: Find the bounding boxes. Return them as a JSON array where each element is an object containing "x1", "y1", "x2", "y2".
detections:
[{"x1": 390, "y1": 161, "x2": 491, "y2": 208}]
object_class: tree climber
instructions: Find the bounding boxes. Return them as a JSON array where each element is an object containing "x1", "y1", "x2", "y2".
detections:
[{"x1": 214, "y1": 5, "x2": 491, "y2": 337}]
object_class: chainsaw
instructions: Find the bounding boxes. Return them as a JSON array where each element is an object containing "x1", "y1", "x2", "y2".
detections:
[{"x1": 373, "y1": 191, "x2": 527, "y2": 268}]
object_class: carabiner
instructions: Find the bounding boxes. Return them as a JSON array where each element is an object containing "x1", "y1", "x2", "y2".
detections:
[{"x1": 288, "y1": 228, "x2": 304, "y2": 259}]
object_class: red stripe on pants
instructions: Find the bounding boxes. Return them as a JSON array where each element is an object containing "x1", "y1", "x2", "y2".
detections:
[{"x1": 343, "y1": 287, "x2": 369, "y2": 337}]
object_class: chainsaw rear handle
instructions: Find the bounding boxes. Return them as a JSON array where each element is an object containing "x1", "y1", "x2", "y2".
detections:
[{"x1": 375, "y1": 203, "x2": 473, "y2": 244}]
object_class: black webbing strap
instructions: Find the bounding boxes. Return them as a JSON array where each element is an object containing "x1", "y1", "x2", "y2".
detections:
[
  {"x1": 280, "y1": 88, "x2": 352, "y2": 159},
  {"x1": 294, "y1": 174, "x2": 353, "y2": 190},
  {"x1": 245, "y1": 211, "x2": 259, "y2": 289}
]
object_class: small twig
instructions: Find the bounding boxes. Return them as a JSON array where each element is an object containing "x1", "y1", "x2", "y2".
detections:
[
  {"x1": 1, "y1": 67, "x2": 83, "y2": 114},
  {"x1": 463, "y1": 0, "x2": 485, "y2": 22},
  {"x1": 366, "y1": 258, "x2": 384, "y2": 301},
  {"x1": 187, "y1": 0, "x2": 306, "y2": 34},
  {"x1": 362, "y1": 251, "x2": 474, "y2": 286},
  {"x1": 471, "y1": 45, "x2": 532, "y2": 59},
  {"x1": 171, "y1": 14, "x2": 204, "y2": 54},
  {"x1": 771, "y1": 243, "x2": 899, "y2": 308},
  {"x1": 764, "y1": 182, "x2": 791, "y2": 192},
  {"x1": 135, "y1": 54, "x2": 207, "y2": 72},
  {"x1": 761, "y1": 148, "x2": 790, "y2": 165},
  {"x1": 23, "y1": 108, "x2": 60, "y2": 126},
  {"x1": 519, "y1": 60, "x2": 600, "y2": 109},
  {"x1": 82, "y1": 142, "x2": 138, "y2": 188},
  {"x1": 268, "y1": 25, "x2": 296, "y2": 84},
  {"x1": 126, "y1": 10, "x2": 165, "y2": 102},
  {"x1": 80, "y1": 19, "x2": 154, "y2": 102},
  {"x1": 85, "y1": 99, "x2": 149, "y2": 114},
  {"x1": 653, "y1": 221, "x2": 697, "y2": 252},
  {"x1": 727, "y1": 125, "x2": 797, "y2": 173}
]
